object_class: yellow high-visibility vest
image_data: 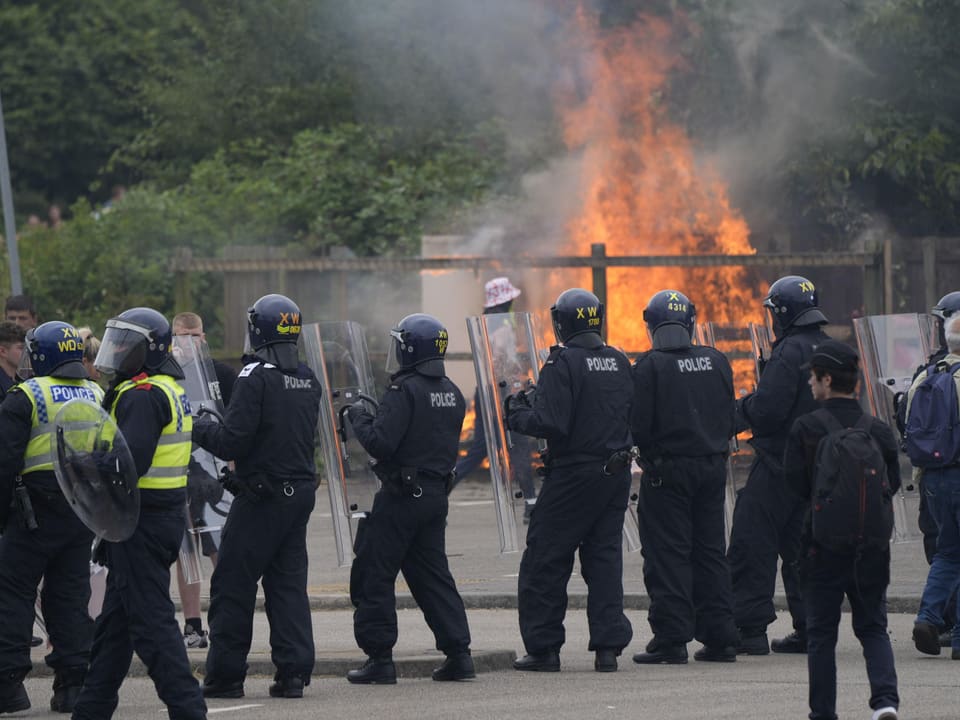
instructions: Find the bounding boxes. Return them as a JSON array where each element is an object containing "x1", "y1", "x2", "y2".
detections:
[
  {"x1": 22, "y1": 377, "x2": 104, "y2": 474},
  {"x1": 112, "y1": 374, "x2": 192, "y2": 490}
]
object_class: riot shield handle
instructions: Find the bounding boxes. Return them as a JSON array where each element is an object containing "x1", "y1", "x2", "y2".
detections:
[{"x1": 196, "y1": 404, "x2": 224, "y2": 422}]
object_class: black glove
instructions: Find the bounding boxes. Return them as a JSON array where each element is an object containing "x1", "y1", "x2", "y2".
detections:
[{"x1": 346, "y1": 401, "x2": 371, "y2": 425}]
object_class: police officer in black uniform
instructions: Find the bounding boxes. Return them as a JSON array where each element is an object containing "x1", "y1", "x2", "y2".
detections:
[
  {"x1": 193, "y1": 294, "x2": 321, "y2": 700},
  {"x1": 72, "y1": 307, "x2": 207, "y2": 720},
  {"x1": 0, "y1": 322, "x2": 101, "y2": 714},
  {"x1": 630, "y1": 290, "x2": 739, "y2": 665},
  {"x1": 506, "y1": 288, "x2": 634, "y2": 673},
  {"x1": 345, "y1": 313, "x2": 474, "y2": 685},
  {"x1": 727, "y1": 275, "x2": 831, "y2": 655}
]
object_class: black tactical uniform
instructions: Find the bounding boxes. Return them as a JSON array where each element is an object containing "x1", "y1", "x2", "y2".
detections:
[
  {"x1": 0, "y1": 322, "x2": 99, "y2": 714},
  {"x1": 630, "y1": 290, "x2": 739, "y2": 664},
  {"x1": 727, "y1": 276, "x2": 830, "y2": 655},
  {"x1": 346, "y1": 313, "x2": 473, "y2": 685},
  {"x1": 72, "y1": 308, "x2": 207, "y2": 720},
  {"x1": 506, "y1": 289, "x2": 634, "y2": 673},
  {"x1": 193, "y1": 294, "x2": 321, "y2": 700}
]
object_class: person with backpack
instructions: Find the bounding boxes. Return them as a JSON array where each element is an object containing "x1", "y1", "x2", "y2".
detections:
[
  {"x1": 904, "y1": 311, "x2": 960, "y2": 659},
  {"x1": 783, "y1": 339, "x2": 900, "y2": 720}
]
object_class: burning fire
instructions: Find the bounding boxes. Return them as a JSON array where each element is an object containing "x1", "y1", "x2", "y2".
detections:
[{"x1": 554, "y1": 5, "x2": 766, "y2": 361}]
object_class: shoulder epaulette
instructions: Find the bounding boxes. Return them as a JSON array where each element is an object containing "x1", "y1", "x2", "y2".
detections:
[{"x1": 238, "y1": 362, "x2": 261, "y2": 378}]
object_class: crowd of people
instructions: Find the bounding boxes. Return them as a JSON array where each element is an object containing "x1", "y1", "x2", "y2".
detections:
[{"x1": 1, "y1": 276, "x2": 957, "y2": 720}]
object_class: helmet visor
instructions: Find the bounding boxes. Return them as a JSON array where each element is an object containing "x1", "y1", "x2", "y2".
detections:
[
  {"x1": 16, "y1": 348, "x2": 34, "y2": 380},
  {"x1": 385, "y1": 329, "x2": 404, "y2": 375},
  {"x1": 95, "y1": 320, "x2": 149, "y2": 381}
]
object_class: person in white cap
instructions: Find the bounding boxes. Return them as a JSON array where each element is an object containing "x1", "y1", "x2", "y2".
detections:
[{"x1": 455, "y1": 278, "x2": 537, "y2": 521}]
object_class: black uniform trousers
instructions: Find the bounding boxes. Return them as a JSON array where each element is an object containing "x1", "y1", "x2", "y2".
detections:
[
  {"x1": 72, "y1": 504, "x2": 206, "y2": 720},
  {"x1": 0, "y1": 488, "x2": 93, "y2": 682},
  {"x1": 728, "y1": 453, "x2": 806, "y2": 634},
  {"x1": 637, "y1": 455, "x2": 738, "y2": 647},
  {"x1": 517, "y1": 463, "x2": 633, "y2": 654},
  {"x1": 205, "y1": 478, "x2": 316, "y2": 684},
  {"x1": 804, "y1": 546, "x2": 899, "y2": 720},
  {"x1": 350, "y1": 482, "x2": 470, "y2": 657}
]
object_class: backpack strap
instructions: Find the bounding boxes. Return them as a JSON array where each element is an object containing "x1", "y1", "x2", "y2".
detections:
[
  {"x1": 812, "y1": 408, "x2": 844, "y2": 434},
  {"x1": 853, "y1": 414, "x2": 875, "y2": 433}
]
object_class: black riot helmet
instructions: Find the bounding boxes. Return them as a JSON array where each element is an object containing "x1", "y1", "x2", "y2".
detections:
[
  {"x1": 247, "y1": 294, "x2": 302, "y2": 350},
  {"x1": 762, "y1": 275, "x2": 828, "y2": 337},
  {"x1": 18, "y1": 321, "x2": 87, "y2": 380},
  {"x1": 931, "y1": 291, "x2": 960, "y2": 350},
  {"x1": 551, "y1": 288, "x2": 603, "y2": 344},
  {"x1": 387, "y1": 313, "x2": 448, "y2": 378},
  {"x1": 643, "y1": 289, "x2": 696, "y2": 349},
  {"x1": 96, "y1": 307, "x2": 179, "y2": 381}
]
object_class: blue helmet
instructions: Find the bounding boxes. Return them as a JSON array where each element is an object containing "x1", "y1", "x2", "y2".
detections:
[
  {"x1": 763, "y1": 275, "x2": 828, "y2": 336},
  {"x1": 248, "y1": 294, "x2": 302, "y2": 350},
  {"x1": 388, "y1": 313, "x2": 448, "y2": 377},
  {"x1": 96, "y1": 307, "x2": 173, "y2": 380},
  {"x1": 931, "y1": 291, "x2": 960, "y2": 350},
  {"x1": 643, "y1": 289, "x2": 696, "y2": 334},
  {"x1": 20, "y1": 321, "x2": 87, "y2": 379},
  {"x1": 551, "y1": 288, "x2": 603, "y2": 343}
]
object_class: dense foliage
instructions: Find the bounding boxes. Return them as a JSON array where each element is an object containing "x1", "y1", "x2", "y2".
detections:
[{"x1": 1, "y1": 0, "x2": 959, "y2": 332}]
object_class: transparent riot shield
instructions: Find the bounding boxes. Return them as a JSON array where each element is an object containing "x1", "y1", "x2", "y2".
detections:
[
  {"x1": 302, "y1": 321, "x2": 380, "y2": 567},
  {"x1": 694, "y1": 323, "x2": 745, "y2": 545},
  {"x1": 466, "y1": 312, "x2": 546, "y2": 554},
  {"x1": 52, "y1": 399, "x2": 139, "y2": 542},
  {"x1": 854, "y1": 313, "x2": 938, "y2": 543},
  {"x1": 748, "y1": 322, "x2": 773, "y2": 385},
  {"x1": 172, "y1": 335, "x2": 230, "y2": 582}
]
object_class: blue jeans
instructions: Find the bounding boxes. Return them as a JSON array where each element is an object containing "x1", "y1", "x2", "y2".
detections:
[{"x1": 916, "y1": 467, "x2": 960, "y2": 649}]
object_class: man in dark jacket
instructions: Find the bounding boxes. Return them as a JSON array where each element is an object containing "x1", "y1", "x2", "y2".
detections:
[
  {"x1": 783, "y1": 340, "x2": 899, "y2": 720},
  {"x1": 505, "y1": 288, "x2": 634, "y2": 673},
  {"x1": 728, "y1": 275, "x2": 831, "y2": 655}
]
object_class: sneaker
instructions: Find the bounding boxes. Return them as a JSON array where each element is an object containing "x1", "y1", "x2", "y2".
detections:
[
  {"x1": 913, "y1": 621, "x2": 941, "y2": 655},
  {"x1": 871, "y1": 706, "x2": 898, "y2": 720},
  {"x1": 770, "y1": 631, "x2": 807, "y2": 654},
  {"x1": 184, "y1": 625, "x2": 209, "y2": 650}
]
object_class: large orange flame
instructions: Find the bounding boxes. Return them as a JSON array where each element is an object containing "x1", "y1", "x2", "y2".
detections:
[{"x1": 555, "y1": 5, "x2": 765, "y2": 360}]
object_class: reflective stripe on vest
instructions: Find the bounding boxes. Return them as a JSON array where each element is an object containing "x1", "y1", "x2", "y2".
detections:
[
  {"x1": 22, "y1": 377, "x2": 104, "y2": 474},
  {"x1": 113, "y1": 374, "x2": 192, "y2": 490}
]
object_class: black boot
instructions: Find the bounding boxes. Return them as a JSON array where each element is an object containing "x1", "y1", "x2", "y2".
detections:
[
  {"x1": 269, "y1": 675, "x2": 305, "y2": 698},
  {"x1": 50, "y1": 667, "x2": 86, "y2": 713},
  {"x1": 347, "y1": 656, "x2": 397, "y2": 685},
  {"x1": 432, "y1": 652, "x2": 475, "y2": 681},
  {"x1": 632, "y1": 638, "x2": 687, "y2": 665},
  {"x1": 512, "y1": 651, "x2": 560, "y2": 672},
  {"x1": 770, "y1": 631, "x2": 807, "y2": 654},
  {"x1": 0, "y1": 680, "x2": 30, "y2": 714},
  {"x1": 202, "y1": 678, "x2": 245, "y2": 699},
  {"x1": 594, "y1": 649, "x2": 618, "y2": 672}
]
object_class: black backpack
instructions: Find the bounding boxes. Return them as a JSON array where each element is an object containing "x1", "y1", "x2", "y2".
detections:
[{"x1": 810, "y1": 409, "x2": 894, "y2": 552}]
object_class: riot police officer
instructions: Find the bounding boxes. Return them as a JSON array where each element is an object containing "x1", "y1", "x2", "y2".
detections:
[
  {"x1": 727, "y1": 275, "x2": 830, "y2": 655},
  {"x1": 629, "y1": 291, "x2": 739, "y2": 664},
  {"x1": 0, "y1": 322, "x2": 102, "y2": 713},
  {"x1": 345, "y1": 313, "x2": 474, "y2": 685},
  {"x1": 193, "y1": 294, "x2": 321, "y2": 700},
  {"x1": 505, "y1": 288, "x2": 634, "y2": 673},
  {"x1": 72, "y1": 308, "x2": 207, "y2": 720}
]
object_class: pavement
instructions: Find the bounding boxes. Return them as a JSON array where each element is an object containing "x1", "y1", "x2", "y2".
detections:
[{"x1": 23, "y1": 478, "x2": 957, "y2": 720}]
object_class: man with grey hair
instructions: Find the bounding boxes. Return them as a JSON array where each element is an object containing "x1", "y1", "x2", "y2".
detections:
[{"x1": 907, "y1": 313, "x2": 960, "y2": 660}]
